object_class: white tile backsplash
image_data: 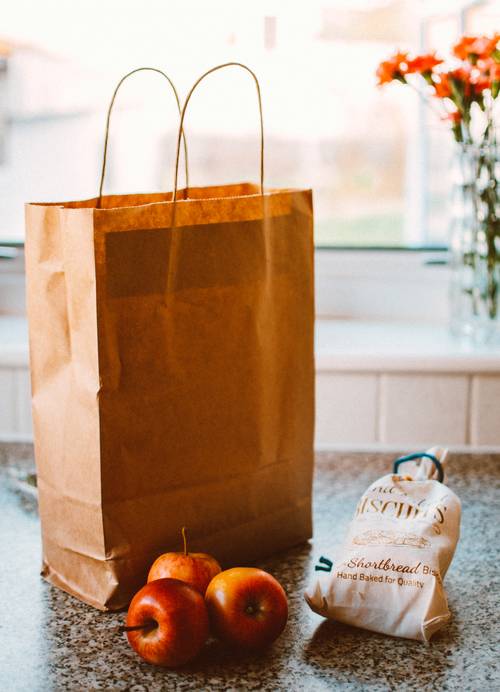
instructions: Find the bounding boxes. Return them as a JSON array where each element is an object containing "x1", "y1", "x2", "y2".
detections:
[
  {"x1": 470, "y1": 375, "x2": 500, "y2": 446},
  {"x1": 315, "y1": 373, "x2": 378, "y2": 446},
  {"x1": 3, "y1": 365, "x2": 500, "y2": 449},
  {"x1": 2, "y1": 317, "x2": 500, "y2": 449},
  {"x1": 0, "y1": 368, "x2": 16, "y2": 435},
  {"x1": 378, "y1": 373, "x2": 469, "y2": 446}
]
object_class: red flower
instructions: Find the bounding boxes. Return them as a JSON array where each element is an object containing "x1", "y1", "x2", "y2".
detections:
[
  {"x1": 471, "y1": 73, "x2": 490, "y2": 95},
  {"x1": 377, "y1": 33, "x2": 500, "y2": 142},
  {"x1": 433, "y1": 73, "x2": 452, "y2": 98},
  {"x1": 489, "y1": 61, "x2": 500, "y2": 82},
  {"x1": 450, "y1": 66, "x2": 472, "y2": 81},
  {"x1": 443, "y1": 110, "x2": 463, "y2": 142},
  {"x1": 449, "y1": 66, "x2": 474, "y2": 97},
  {"x1": 445, "y1": 111, "x2": 462, "y2": 124},
  {"x1": 453, "y1": 34, "x2": 499, "y2": 62},
  {"x1": 474, "y1": 59, "x2": 500, "y2": 98},
  {"x1": 477, "y1": 58, "x2": 500, "y2": 91},
  {"x1": 453, "y1": 36, "x2": 475, "y2": 60},
  {"x1": 489, "y1": 60, "x2": 500, "y2": 97},
  {"x1": 406, "y1": 53, "x2": 443, "y2": 75},
  {"x1": 376, "y1": 52, "x2": 409, "y2": 85}
]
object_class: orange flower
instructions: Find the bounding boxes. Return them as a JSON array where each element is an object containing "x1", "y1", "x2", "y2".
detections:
[
  {"x1": 445, "y1": 111, "x2": 462, "y2": 124},
  {"x1": 453, "y1": 34, "x2": 499, "y2": 62},
  {"x1": 453, "y1": 36, "x2": 473, "y2": 60},
  {"x1": 471, "y1": 72, "x2": 490, "y2": 94},
  {"x1": 449, "y1": 66, "x2": 474, "y2": 96},
  {"x1": 376, "y1": 51, "x2": 408, "y2": 85},
  {"x1": 490, "y1": 62, "x2": 500, "y2": 82},
  {"x1": 444, "y1": 110, "x2": 464, "y2": 142},
  {"x1": 433, "y1": 73, "x2": 452, "y2": 98},
  {"x1": 491, "y1": 62, "x2": 500, "y2": 98},
  {"x1": 478, "y1": 58, "x2": 500, "y2": 84},
  {"x1": 471, "y1": 59, "x2": 500, "y2": 98},
  {"x1": 406, "y1": 53, "x2": 443, "y2": 75},
  {"x1": 450, "y1": 66, "x2": 472, "y2": 81}
]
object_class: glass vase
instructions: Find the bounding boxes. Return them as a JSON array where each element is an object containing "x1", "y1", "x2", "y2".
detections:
[{"x1": 449, "y1": 143, "x2": 500, "y2": 343}]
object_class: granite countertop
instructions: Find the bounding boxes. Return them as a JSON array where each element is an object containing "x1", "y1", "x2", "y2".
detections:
[{"x1": 1, "y1": 443, "x2": 499, "y2": 691}]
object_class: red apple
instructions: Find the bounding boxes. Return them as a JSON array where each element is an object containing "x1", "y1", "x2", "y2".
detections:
[
  {"x1": 205, "y1": 567, "x2": 288, "y2": 650},
  {"x1": 148, "y1": 527, "x2": 221, "y2": 595},
  {"x1": 123, "y1": 578, "x2": 209, "y2": 667}
]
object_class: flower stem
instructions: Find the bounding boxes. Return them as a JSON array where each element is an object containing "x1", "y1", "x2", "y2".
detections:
[{"x1": 404, "y1": 80, "x2": 447, "y2": 120}]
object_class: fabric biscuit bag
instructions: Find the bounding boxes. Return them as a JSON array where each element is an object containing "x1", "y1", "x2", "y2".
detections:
[
  {"x1": 25, "y1": 64, "x2": 315, "y2": 610},
  {"x1": 305, "y1": 448, "x2": 461, "y2": 641}
]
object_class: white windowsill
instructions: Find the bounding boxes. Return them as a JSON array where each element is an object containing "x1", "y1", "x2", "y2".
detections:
[
  {"x1": 2, "y1": 315, "x2": 500, "y2": 373},
  {"x1": 316, "y1": 319, "x2": 500, "y2": 373}
]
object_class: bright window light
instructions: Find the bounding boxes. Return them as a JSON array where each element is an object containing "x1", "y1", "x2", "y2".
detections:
[{"x1": 0, "y1": 0, "x2": 497, "y2": 246}]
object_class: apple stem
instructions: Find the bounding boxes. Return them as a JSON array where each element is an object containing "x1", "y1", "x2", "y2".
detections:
[
  {"x1": 182, "y1": 526, "x2": 188, "y2": 556},
  {"x1": 119, "y1": 620, "x2": 157, "y2": 633}
]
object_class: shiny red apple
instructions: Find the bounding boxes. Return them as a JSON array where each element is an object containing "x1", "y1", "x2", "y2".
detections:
[
  {"x1": 123, "y1": 578, "x2": 209, "y2": 667},
  {"x1": 148, "y1": 527, "x2": 221, "y2": 595},
  {"x1": 205, "y1": 567, "x2": 288, "y2": 650}
]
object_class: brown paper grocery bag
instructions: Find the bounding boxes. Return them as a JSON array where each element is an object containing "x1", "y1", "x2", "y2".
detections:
[{"x1": 25, "y1": 63, "x2": 315, "y2": 611}]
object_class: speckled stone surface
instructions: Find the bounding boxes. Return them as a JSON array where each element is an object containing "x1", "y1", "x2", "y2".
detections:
[{"x1": 0, "y1": 443, "x2": 498, "y2": 691}]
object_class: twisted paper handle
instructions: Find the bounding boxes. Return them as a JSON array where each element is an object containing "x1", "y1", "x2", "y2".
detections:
[
  {"x1": 97, "y1": 67, "x2": 189, "y2": 207},
  {"x1": 171, "y1": 62, "x2": 264, "y2": 205}
]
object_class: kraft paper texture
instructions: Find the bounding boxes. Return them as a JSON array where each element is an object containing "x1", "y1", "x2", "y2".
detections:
[{"x1": 25, "y1": 182, "x2": 315, "y2": 610}]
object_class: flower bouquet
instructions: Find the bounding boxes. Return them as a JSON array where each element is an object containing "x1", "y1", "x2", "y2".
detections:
[{"x1": 378, "y1": 34, "x2": 500, "y2": 341}]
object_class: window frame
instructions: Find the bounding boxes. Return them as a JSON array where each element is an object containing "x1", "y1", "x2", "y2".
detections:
[
  {"x1": 313, "y1": 0, "x2": 485, "y2": 252},
  {"x1": 0, "y1": 1, "x2": 489, "y2": 327}
]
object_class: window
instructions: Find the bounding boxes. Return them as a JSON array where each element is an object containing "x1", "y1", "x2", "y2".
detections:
[
  {"x1": 420, "y1": 1, "x2": 500, "y2": 248},
  {"x1": 0, "y1": 48, "x2": 7, "y2": 165},
  {"x1": 0, "y1": 0, "x2": 498, "y2": 247}
]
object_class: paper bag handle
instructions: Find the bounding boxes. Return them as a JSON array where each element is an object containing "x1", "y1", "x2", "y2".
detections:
[
  {"x1": 97, "y1": 67, "x2": 189, "y2": 208},
  {"x1": 171, "y1": 62, "x2": 264, "y2": 203}
]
